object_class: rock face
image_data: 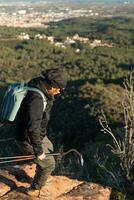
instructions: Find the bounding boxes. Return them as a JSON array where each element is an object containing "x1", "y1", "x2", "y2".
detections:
[
  {"x1": 0, "y1": 182, "x2": 11, "y2": 197},
  {"x1": 60, "y1": 183, "x2": 111, "y2": 200},
  {"x1": 0, "y1": 164, "x2": 111, "y2": 200}
]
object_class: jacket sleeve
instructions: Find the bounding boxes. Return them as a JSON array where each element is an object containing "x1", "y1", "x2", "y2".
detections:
[{"x1": 27, "y1": 93, "x2": 44, "y2": 156}]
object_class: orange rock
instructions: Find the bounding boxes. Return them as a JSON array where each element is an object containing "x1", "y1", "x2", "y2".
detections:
[
  {"x1": 0, "y1": 164, "x2": 112, "y2": 200},
  {"x1": 21, "y1": 163, "x2": 36, "y2": 178},
  {"x1": 44, "y1": 176, "x2": 83, "y2": 199},
  {"x1": 0, "y1": 183, "x2": 11, "y2": 197}
]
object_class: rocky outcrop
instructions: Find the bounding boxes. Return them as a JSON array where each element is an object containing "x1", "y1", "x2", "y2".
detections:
[
  {"x1": 0, "y1": 182, "x2": 10, "y2": 197},
  {"x1": 0, "y1": 164, "x2": 111, "y2": 200}
]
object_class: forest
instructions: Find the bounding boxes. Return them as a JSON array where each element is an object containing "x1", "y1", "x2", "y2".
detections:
[{"x1": 0, "y1": 16, "x2": 134, "y2": 199}]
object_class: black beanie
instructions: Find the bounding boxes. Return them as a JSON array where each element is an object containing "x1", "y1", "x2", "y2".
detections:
[{"x1": 41, "y1": 68, "x2": 67, "y2": 90}]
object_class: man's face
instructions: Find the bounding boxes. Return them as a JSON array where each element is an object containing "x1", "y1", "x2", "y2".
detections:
[
  {"x1": 48, "y1": 87, "x2": 61, "y2": 96},
  {"x1": 41, "y1": 81, "x2": 64, "y2": 96}
]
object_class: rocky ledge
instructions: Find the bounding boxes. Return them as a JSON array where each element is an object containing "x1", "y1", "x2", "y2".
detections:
[{"x1": 0, "y1": 164, "x2": 111, "y2": 200}]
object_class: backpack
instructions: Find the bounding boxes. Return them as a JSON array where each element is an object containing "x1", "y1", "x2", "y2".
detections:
[{"x1": 0, "y1": 82, "x2": 47, "y2": 123}]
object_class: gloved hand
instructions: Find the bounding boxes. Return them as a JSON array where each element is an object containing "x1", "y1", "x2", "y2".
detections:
[{"x1": 37, "y1": 153, "x2": 46, "y2": 160}]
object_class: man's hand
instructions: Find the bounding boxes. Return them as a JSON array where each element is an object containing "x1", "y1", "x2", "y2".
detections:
[{"x1": 37, "y1": 153, "x2": 46, "y2": 160}]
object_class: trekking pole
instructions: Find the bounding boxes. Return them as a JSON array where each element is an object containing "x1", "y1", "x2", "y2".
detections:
[
  {"x1": 0, "y1": 153, "x2": 60, "y2": 164},
  {"x1": 61, "y1": 148, "x2": 84, "y2": 166},
  {"x1": 0, "y1": 149, "x2": 84, "y2": 166},
  {"x1": 0, "y1": 155, "x2": 35, "y2": 160},
  {"x1": 0, "y1": 153, "x2": 63, "y2": 160},
  {"x1": 0, "y1": 157, "x2": 35, "y2": 164}
]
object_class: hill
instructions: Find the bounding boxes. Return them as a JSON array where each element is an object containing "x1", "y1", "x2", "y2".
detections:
[{"x1": 0, "y1": 16, "x2": 134, "y2": 199}]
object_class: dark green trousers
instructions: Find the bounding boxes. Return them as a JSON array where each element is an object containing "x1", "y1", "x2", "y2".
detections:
[{"x1": 16, "y1": 136, "x2": 55, "y2": 189}]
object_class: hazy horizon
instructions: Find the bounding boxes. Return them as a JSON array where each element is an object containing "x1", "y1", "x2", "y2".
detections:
[{"x1": 0, "y1": 0, "x2": 134, "y2": 3}]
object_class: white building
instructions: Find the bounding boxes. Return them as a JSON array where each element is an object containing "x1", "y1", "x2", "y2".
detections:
[
  {"x1": 64, "y1": 37, "x2": 76, "y2": 45},
  {"x1": 35, "y1": 34, "x2": 47, "y2": 39},
  {"x1": 55, "y1": 42, "x2": 66, "y2": 49},
  {"x1": 47, "y1": 36, "x2": 54, "y2": 44},
  {"x1": 17, "y1": 10, "x2": 27, "y2": 15},
  {"x1": 76, "y1": 49, "x2": 80, "y2": 53},
  {"x1": 72, "y1": 34, "x2": 89, "y2": 43},
  {"x1": 18, "y1": 33, "x2": 30, "y2": 40}
]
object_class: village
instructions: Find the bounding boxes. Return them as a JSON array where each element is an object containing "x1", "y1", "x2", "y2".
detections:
[
  {"x1": 0, "y1": 4, "x2": 99, "y2": 28},
  {"x1": 0, "y1": 1, "x2": 133, "y2": 28},
  {"x1": 18, "y1": 32, "x2": 113, "y2": 49}
]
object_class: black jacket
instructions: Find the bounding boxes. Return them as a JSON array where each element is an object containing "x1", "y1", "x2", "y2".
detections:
[{"x1": 15, "y1": 78, "x2": 54, "y2": 156}]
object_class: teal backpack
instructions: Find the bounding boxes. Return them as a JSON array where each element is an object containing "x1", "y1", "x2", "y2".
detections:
[{"x1": 0, "y1": 82, "x2": 47, "y2": 123}]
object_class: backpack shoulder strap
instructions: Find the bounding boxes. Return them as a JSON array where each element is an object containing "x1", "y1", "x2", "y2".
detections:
[{"x1": 24, "y1": 86, "x2": 47, "y2": 111}]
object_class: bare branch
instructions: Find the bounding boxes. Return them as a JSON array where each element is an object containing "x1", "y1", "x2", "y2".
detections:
[{"x1": 99, "y1": 71, "x2": 134, "y2": 183}]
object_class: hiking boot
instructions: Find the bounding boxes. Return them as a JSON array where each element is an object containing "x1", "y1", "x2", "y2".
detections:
[
  {"x1": 27, "y1": 188, "x2": 40, "y2": 197},
  {"x1": 26, "y1": 187, "x2": 52, "y2": 198}
]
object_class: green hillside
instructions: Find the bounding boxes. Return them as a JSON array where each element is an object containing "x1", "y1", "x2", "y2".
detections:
[{"x1": 0, "y1": 16, "x2": 134, "y2": 199}]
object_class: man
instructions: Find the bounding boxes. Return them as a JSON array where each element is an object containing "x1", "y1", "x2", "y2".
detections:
[{"x1": 15, "y1": 68, "x2": 67, "y2": 197}]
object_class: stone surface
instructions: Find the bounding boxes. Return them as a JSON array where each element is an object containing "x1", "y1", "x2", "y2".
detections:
[
  {"x1": 0, "y1": 164, "x2": 111, "y2": 200},
  {"x1": 57, "y1": 182, "x2": 111, "y2": 200},
  {"x1": 0, "y1": 182, "x2": 11, "y2": 197}
]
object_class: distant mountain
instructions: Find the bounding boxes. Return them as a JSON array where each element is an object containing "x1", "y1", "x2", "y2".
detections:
[{"x1": 0, "y1": 0, "x2": 134, "y2": 3}]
